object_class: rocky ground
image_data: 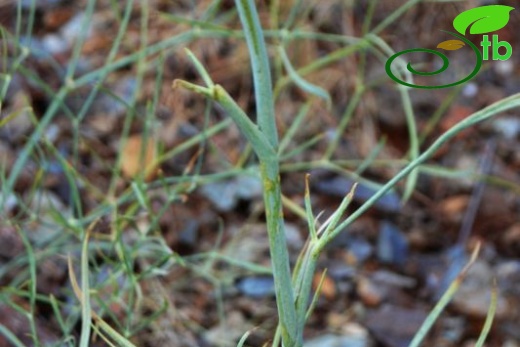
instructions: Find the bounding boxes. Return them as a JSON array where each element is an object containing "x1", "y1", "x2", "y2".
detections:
[{"x1": 1, "y1": 1, "x2": 520, "y2": 346}]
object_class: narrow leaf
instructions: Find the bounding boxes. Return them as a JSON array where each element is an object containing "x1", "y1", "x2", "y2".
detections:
[
  {"x1": 278, "y1": 46, "x2": 332, "y2": 108},
  {"x1": 474, "y1": 280, "x2": 498, "y2": 347},
  {"x1": 305, "y1": 269, "x2": 328, "y2": 321},
  {"x1": 184, "y1": 48, "x2": 214, "y2": 88},
  {"x1": 408, "y1": 243, "x2": 481, "y2": 347},
  {"x1": 304, "y1": 174, "x2": 317, "y2": 241},
  {"x1": 236, "y1": 329, "x2": 253, "y2": 347}
]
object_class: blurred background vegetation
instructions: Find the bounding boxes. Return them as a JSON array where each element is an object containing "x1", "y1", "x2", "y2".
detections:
[{"x1": 0, "y1": 0, "x2": 519, "y2": 346}]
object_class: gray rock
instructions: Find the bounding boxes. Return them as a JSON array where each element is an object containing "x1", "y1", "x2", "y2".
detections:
[
  {"x1": 492, "y1": 117, "x2": 520, "y2": 140},
  {"x1": 304, "y1": 331, "x2": 373, "y2": 347},
  {"x1": 200, "y1": 175, "x2": 262, "y2": 212},
  {"x1": 377, "y1": 222, "x2": 408, "y2": 266},
  {"x1": 365, "y1": 305, "x2": 427, "y2": 347},
  {"x1": 235, "y1": 276, "x2": 274, "y2": 298}
]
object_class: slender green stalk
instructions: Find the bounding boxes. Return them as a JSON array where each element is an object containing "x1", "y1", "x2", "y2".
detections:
[
  {"x1": 366, "y1": 33, "x2": 419, "y2": 202},
  {"x1": 174, "y1": 2, "x2": 513, "y2": 346},
  {"x1": 324, "y1": 86, "x2": 364, "y2": 159},
  {"x1": 0, "y1": 324, "x2": 26, "y2": 347},
  {"x1": 175, "y1": 74, "x2": 298, "y2": 345},
  {"x1": 318, "y1": 92, "x2": 520, "y2": 252},
  {"x1": 72, "y1": 0, "x2": 135, "y2": 170},
  {"x1": 399, "y1": 86, "x2": 419, "y2": 202},
  {"x1": 277, "y1": 45, "x2": 331, "y2": 107},
  {"x1": 292, "y1": 244, "x2": 317, "y2": 331},
  {"x1": 260, "y1": 158, "x2": 299, "y2": 346},
  {"x1": 236, "y1": 0, "x2": 278, "y2": 148},
  {"x1": 371, "y1": 0, "x2": 421, "y2": 35},
  {"x1": 79, "y1": 229, "x2": 92, "y2": 347},
  {"x1": 2, "y1": 0, "x2": 97, "y2": 208},
  {"x1": 475, "y1": 281, "x2": 498, "y2": 347},
  {"x1": 409, "y1": 244, "x2": 480, "y2": 347},
  {"x1": 234, "y1": 1, "x2": 301, "y2": 345},
  {"x1": 279, "y1": 102, "x2": 311, "y2": 155},
  {"x1": 65, "y1": 0, "x2": 97, "y2": 82},
  {"x1": 16, "y1": 227, "x2": 39, "y2": 346},
  {"x1": 179, "y1": 2, "x2": 300, "y2": 344}
]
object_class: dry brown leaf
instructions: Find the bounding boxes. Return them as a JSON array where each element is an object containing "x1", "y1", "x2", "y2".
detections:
[
  {"x1": 357, "y1": 276, "x2": 384, "y2": 307},
  {"x1": 121, "y1": 134, "x2": 157, "y2": 180},
  {"x1": 44, "y1": 7, "x2": 74, "y2": 30},
  {"x1": 438, "y1": 195, "x2": 469, "y2": 217},
  {"x1": 82, "y1": 35, "x2": 113, "y2": 54},
  {"x1": 436, "y1": 39, "x2": 465, "y2": 51},
  {"x1": 313, "y1": 271, "x2": 336, "y2": 300}
]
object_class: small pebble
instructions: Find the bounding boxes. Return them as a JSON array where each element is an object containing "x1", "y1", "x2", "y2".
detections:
[
  {"x1": 235, "y1": 276, "x2": 275, "y2": 298},
  {"x1": 357, "y1": 276, "x2": 385, "y2": 307},
  {"x1": 61, "y1": 13, "x2": 93, "y2": 45},
  {"x1": 462, "y1": 82, "x2": 478, "y2": 97},
  {"x1": 347, "y1": 237, "x2": 373, "y2": 265},
  {"x1": 377, "y1": 222, "x2": 408, "y2": 266},
  {"x1": 492, "y1": 117, "x2": 520, "y2": 140},
  {"x1": 494, "y1": 60, "x2": 514, "y2": 76},
  {"x1": 304, "y1": 331, "x2": 373, "y2": 347},
  {"x1": 42, "y1": 34, "x2": 68, "y2": 55},
  {"x1": 372, "y1": 270, "x2": 416, "y2": 288}
]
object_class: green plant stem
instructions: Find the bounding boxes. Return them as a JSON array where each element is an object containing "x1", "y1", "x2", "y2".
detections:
[
  {"x1": 236, "y1": 0, "x2": 278, "y2": 147},
  {"x1": 292, "y1": 245, "x2": 318, "y2": 332},
  {"x1": 260, "y1": 158, "x2": 299, "y2": 346},
  {"x1": 317, "y1": 92, "x2": 520, "y2": 252},
  {"x1": 370, "y1": 0, "x2": 421, "y2": 35},
  {"x1": 233, "y1": 1, "x2": 300, "y2": 345},
  {"x1": 175, "y1": 79, "x2": 299, "y2": 346}
]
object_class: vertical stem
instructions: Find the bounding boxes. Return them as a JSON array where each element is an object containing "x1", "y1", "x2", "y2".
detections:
[
  {"x1": 260, "y1": 158, "x2": 299, "y2": 346},
  {"x1": 293, "y1": 246, "x2": 318, "y2": 330},
  {"x1": 234, "y1": 0, "x2": 299, "y2": 345},
  {"x1": 235, "y1": 0, "x2": 278, "y2": 148}
]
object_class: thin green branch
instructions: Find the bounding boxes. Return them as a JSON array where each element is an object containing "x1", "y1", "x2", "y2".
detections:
[
  {"x1": 235, "y1": 0, "x2": 278, "y2": 148},
  {"x1": 318, "y1": 93, "x2": 520, "y2": 252}
]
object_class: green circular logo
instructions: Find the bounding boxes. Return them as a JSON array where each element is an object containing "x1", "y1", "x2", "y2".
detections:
[{"x1": 385, "y1": 31, "x2": 483, "y2": 89}]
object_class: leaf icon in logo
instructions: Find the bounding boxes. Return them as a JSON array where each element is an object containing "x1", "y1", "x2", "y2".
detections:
[
  {"x1": 453, "y1": 5, "x2": 514, "y2": 35},
  {"x1": 437, "y1": 39, "x2": 465, "y2": 51}
]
